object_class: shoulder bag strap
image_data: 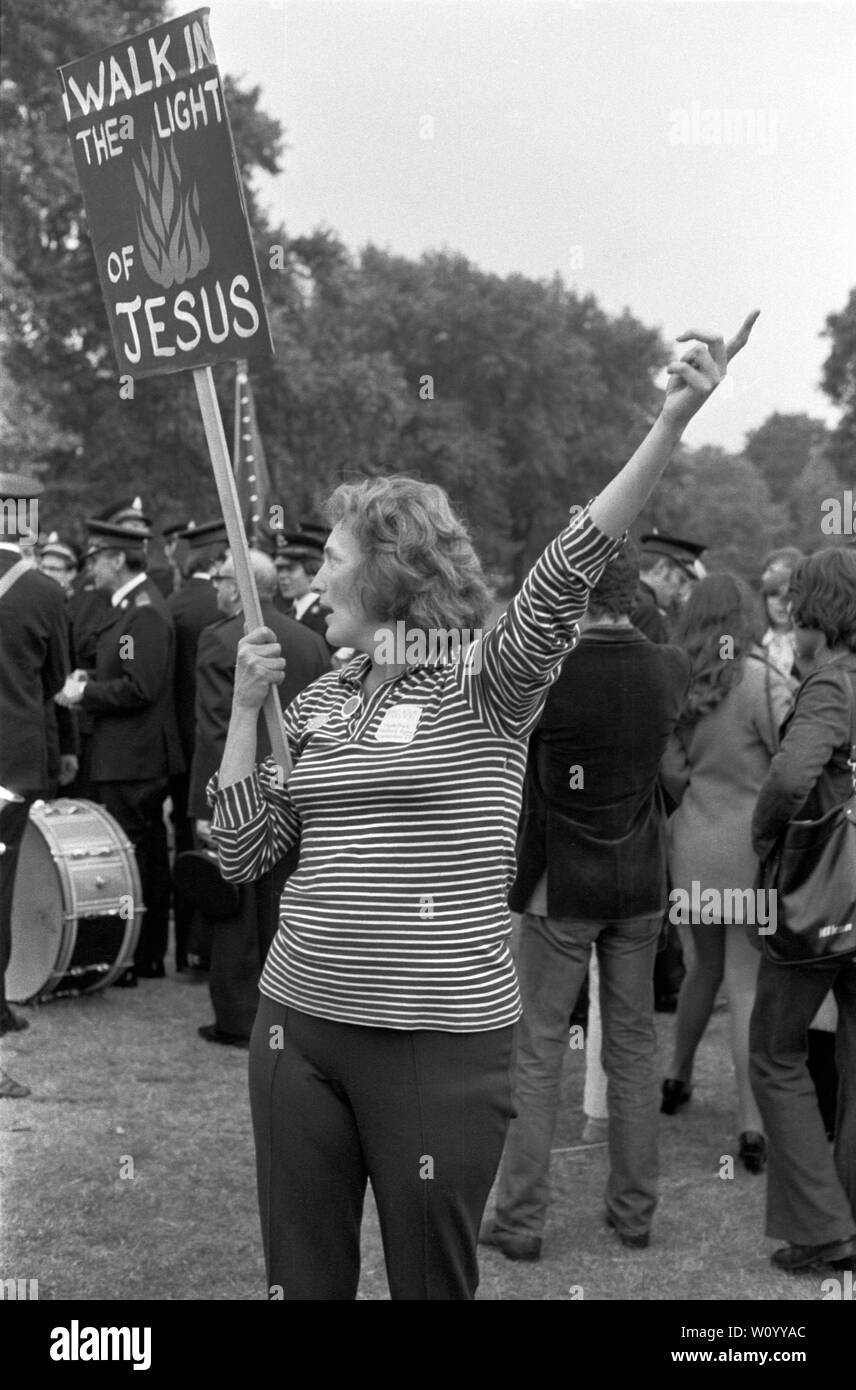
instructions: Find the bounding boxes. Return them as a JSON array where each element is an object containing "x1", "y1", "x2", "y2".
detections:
[
  {"x1": 823, "y1": 657, "x2": 856, "y2": 795},
  {"x1": 746, "y1": 649, "x2": 781, "y2": 753},
  {"x1": 0, "y1": 557, "x2": 32, "y2": 602}
]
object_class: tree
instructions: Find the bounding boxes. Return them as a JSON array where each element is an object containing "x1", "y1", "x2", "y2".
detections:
[
  {"x1": 743, "y1": 412, "x2": 831, "y2": 509},
  {"x1": 639, "y1": 445, "x2": 791, "y2": 581},
  {"x1": 820, "y1": 288, "x2": 856, "y2": 473},
  {"x1": 789, "y1": 451, "x2": 848, "y2": 553},
  {"x1": 351, "y1": 249, "x2": 666, "y2": 584},
  {"x1": 0, "y1": 0, "x2": 288, "y2": 536}
]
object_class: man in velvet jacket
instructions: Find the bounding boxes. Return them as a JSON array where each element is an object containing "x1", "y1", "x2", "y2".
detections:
[{"x1": 483, "y1": 541, "x2": 690, "y2": 1259}]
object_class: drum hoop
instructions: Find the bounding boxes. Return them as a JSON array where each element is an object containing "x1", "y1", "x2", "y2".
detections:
[{"x1": 10, "y1": 798, "x2": 144, "y2": 1002}]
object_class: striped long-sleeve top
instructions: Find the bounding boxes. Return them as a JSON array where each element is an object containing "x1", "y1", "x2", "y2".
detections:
[{"x1": 208, "y1": 507, "x2": 622, "y2": 1031}]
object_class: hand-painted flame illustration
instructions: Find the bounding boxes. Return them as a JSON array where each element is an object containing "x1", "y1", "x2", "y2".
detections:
[{"x1": 132, "y1": 133, "x2": 211, "y2": 288}]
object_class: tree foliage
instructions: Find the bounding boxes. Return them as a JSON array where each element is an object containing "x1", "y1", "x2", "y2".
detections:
[
  {"x1": 1, "y1": 0, "x2": 847, "y2": 590},
  {"x1": 820, "y1": 287, "x2": 856, "y2": 473}
]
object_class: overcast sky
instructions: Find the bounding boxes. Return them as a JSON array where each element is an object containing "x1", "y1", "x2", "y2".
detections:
[{"x1": 198, "y1": 0, "x2": 856, "y2": 454}]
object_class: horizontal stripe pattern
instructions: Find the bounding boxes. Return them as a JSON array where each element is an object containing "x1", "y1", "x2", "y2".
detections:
[{"x1": 209, "y1": 507, "x2": 621, "y2": 1031}]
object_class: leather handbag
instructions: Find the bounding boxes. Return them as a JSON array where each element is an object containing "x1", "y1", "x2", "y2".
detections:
[{"x1": 759, "y1": 665, "x2": 856, "y2": 966}]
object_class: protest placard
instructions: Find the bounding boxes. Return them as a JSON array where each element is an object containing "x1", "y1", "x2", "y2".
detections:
[
  {"x1": 58, "y1": 9, "x2": 289, "y2": 774},
  {"x1": 58, "y1": 7, "x2": 272, "y2": 378}
]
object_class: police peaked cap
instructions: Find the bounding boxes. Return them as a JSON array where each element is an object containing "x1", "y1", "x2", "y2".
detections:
[
  {"x1": 176, "y1": 519, "x2": 228, "y2": 548},
  {"x1": 82, "y1": 518, "x2": 151, "y2": 559},
  {"x1": 95, "y1": 496, "x2": 153, "y2": 529},
  {"x1": 639, "y1": 531, "x2": 707, "y2": 579}
]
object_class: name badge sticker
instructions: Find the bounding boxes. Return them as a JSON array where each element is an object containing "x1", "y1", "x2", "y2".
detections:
[{"x1": 375, "y1": 704, "x2": 423, "y2": 744}]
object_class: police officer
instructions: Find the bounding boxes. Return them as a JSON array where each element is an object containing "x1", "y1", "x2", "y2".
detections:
[
  {"x1": 56, "y1": 518, "x2": 183, "y2": 983},
  {"x1": 37, "y1": 534, "x2": 80, "y2": 796},
  {"x1": 632, "y1": 531, "x2": 707, "y2": 643},
  {"x1": 0, "y1": 473, "x2": 70, "y2": 1094},
  {"x1": 167, "y1": 520, "x2": 227, "y2": 970},
  {"x1": 273, "y1": 530, "x2": 331, "y2": 642}
]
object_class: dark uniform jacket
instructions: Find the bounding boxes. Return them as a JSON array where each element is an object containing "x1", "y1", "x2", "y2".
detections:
[
  {"x1": 188, "y1": 601, "x2": 330, "y2": 819},
  {"x1": 167, "y1": 575, "x2": 221, "y2": 763},
  {"x1": 509, "y1": 626, "x2": 691, "y2": 921},
  {"x1": 69, "y1": 581, "x2": 110, "y2": 670},
  {"x1": 631, "y1": 579, "x2": 668, "y2": 645},
  {"x1": 274, "y1": 592, "x2": 336, "y2": 653},
  {"x1": 0, "y1": 550, "x2": 70, "y2": 793},
  {"x1": 80, "y1": 577, "x2": 183, "y2": 783},
  {"x1": 44, "y1": 600, "x2": 79, "y2": 792}
]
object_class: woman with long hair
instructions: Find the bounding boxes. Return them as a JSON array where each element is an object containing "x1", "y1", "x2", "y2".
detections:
[
  {"x1": 660, "y1": 572, "x2": 794, "y2": 1170},
  {"x1": 207, "y1": 315, "x2": 757, "y2": 1299},
  {"x1": 750, "y1": 547, "x2": 856, "y2": 1273},
  {"x1": 761, "y1": 546, "x2": 804, "y2": 679}
]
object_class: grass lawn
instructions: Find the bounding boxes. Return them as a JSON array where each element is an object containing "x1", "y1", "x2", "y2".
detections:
[{"x1": 0, "y1": 970, "x2": 832, "y2": 1302}]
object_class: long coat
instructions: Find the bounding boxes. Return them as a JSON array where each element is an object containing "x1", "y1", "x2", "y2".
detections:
[
  {"x1": 188, "y1": 601, "x2": 330, "y2": 819},
  {"x1": 81, "y1": 582, "x2": 183, "y2": 783},
  {"x1": 661, "y1": 650, "x2": 795, "y2": 894},
  {"x1": 0, "y1": 551, "x2": 69, "y2": 792}
]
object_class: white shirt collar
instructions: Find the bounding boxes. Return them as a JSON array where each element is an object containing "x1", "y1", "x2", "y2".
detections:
[
  {"x1": 111, "y1": 573, "x2": 147, "y2": 608},
  {"x1": 293, "y1": 591, "x2": 317, "y2": 621}
]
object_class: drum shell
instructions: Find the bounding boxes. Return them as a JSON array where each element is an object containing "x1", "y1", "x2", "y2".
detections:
[{"x1": 8, "y1": 798, "x2": 143, "y2": 1002}]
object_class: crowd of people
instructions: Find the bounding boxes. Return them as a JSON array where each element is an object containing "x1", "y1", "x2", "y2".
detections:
[
  {"x1": 0, "y1": 492, "x2": 334, "y2": 1061},
  {"x1": 1, "y1": 311, "x2": 855, "y2": 1298}
]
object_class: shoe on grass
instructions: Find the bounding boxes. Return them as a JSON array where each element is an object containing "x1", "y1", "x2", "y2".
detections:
[
  {"x1": 660, "y1": 1078, "x2": 691, "y2": 1115},
  {"x1": 478, "y1": 1220, "x2": 542, "y2": 1261},
  {"x1": 605, "y1": 1211, "x2": 650, "y2": 1250},
  {"x1": 771, "y1": 1236, "x2": 856, "y2": 1273}
]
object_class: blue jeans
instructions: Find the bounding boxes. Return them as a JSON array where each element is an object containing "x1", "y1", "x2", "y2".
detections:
[{"x1": 492, "y1": 912, "x2": 661, "y2": 1240}]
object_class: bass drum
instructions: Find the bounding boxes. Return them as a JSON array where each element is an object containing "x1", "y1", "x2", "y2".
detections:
[{"x1": 7, "y1": 798, "x2": 143, "y2": 1003}]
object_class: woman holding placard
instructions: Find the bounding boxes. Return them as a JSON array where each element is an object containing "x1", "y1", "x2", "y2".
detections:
[{"x1": 208, "y1": 312, "x2": 759, "y2": 1300}]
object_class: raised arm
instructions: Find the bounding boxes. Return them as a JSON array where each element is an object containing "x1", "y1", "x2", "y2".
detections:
[
  {"x1": 465, "y1": 311, "x2": 760, "y2": 739},
  {"x1": 589, "y1": 311, "x2": 759, "y2": 538}
]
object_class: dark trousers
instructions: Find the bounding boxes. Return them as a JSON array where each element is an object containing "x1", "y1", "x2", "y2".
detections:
[
  {"x1": 95, "y1": 779, "x2": 170, "y2": 971},
  {"x1": 169, "y1": 772, "x2": 194, "y2": 970},
  {"x1": 0, "y1": 794, "x2": 39, "y2": 1019},
  {"x1": 749, "y1": 957, "x2": 856, "y2": 1246},
  {"x1": 249, "y1": 997, "x2": 516, "y2": 1300},
  {"x1": 209, "y1": 852, "x2": 294, "y2": 1037}
]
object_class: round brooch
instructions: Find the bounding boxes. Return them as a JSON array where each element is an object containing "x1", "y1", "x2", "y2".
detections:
[{"x1": 340, "y1": 694, "x2": 360, "y2": 718}]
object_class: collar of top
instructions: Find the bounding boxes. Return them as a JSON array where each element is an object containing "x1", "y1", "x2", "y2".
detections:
[{"x1": 336, "y1": 648, "x2": 459, "y2": 690}]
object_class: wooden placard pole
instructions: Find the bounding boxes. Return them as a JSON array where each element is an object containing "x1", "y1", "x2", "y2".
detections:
[{"x1": 193, "y1": 365, "x2": 292, "y2": 778}]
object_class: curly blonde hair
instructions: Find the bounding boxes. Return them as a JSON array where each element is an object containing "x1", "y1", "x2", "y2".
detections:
[{"x1": 323, "y1": 476, "x2": 491, "y2": 632}]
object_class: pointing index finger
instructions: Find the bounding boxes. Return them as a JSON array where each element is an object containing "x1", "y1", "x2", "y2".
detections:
[{"x1": 724, "y1": 309, "x2": 761, "y2": 363}]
